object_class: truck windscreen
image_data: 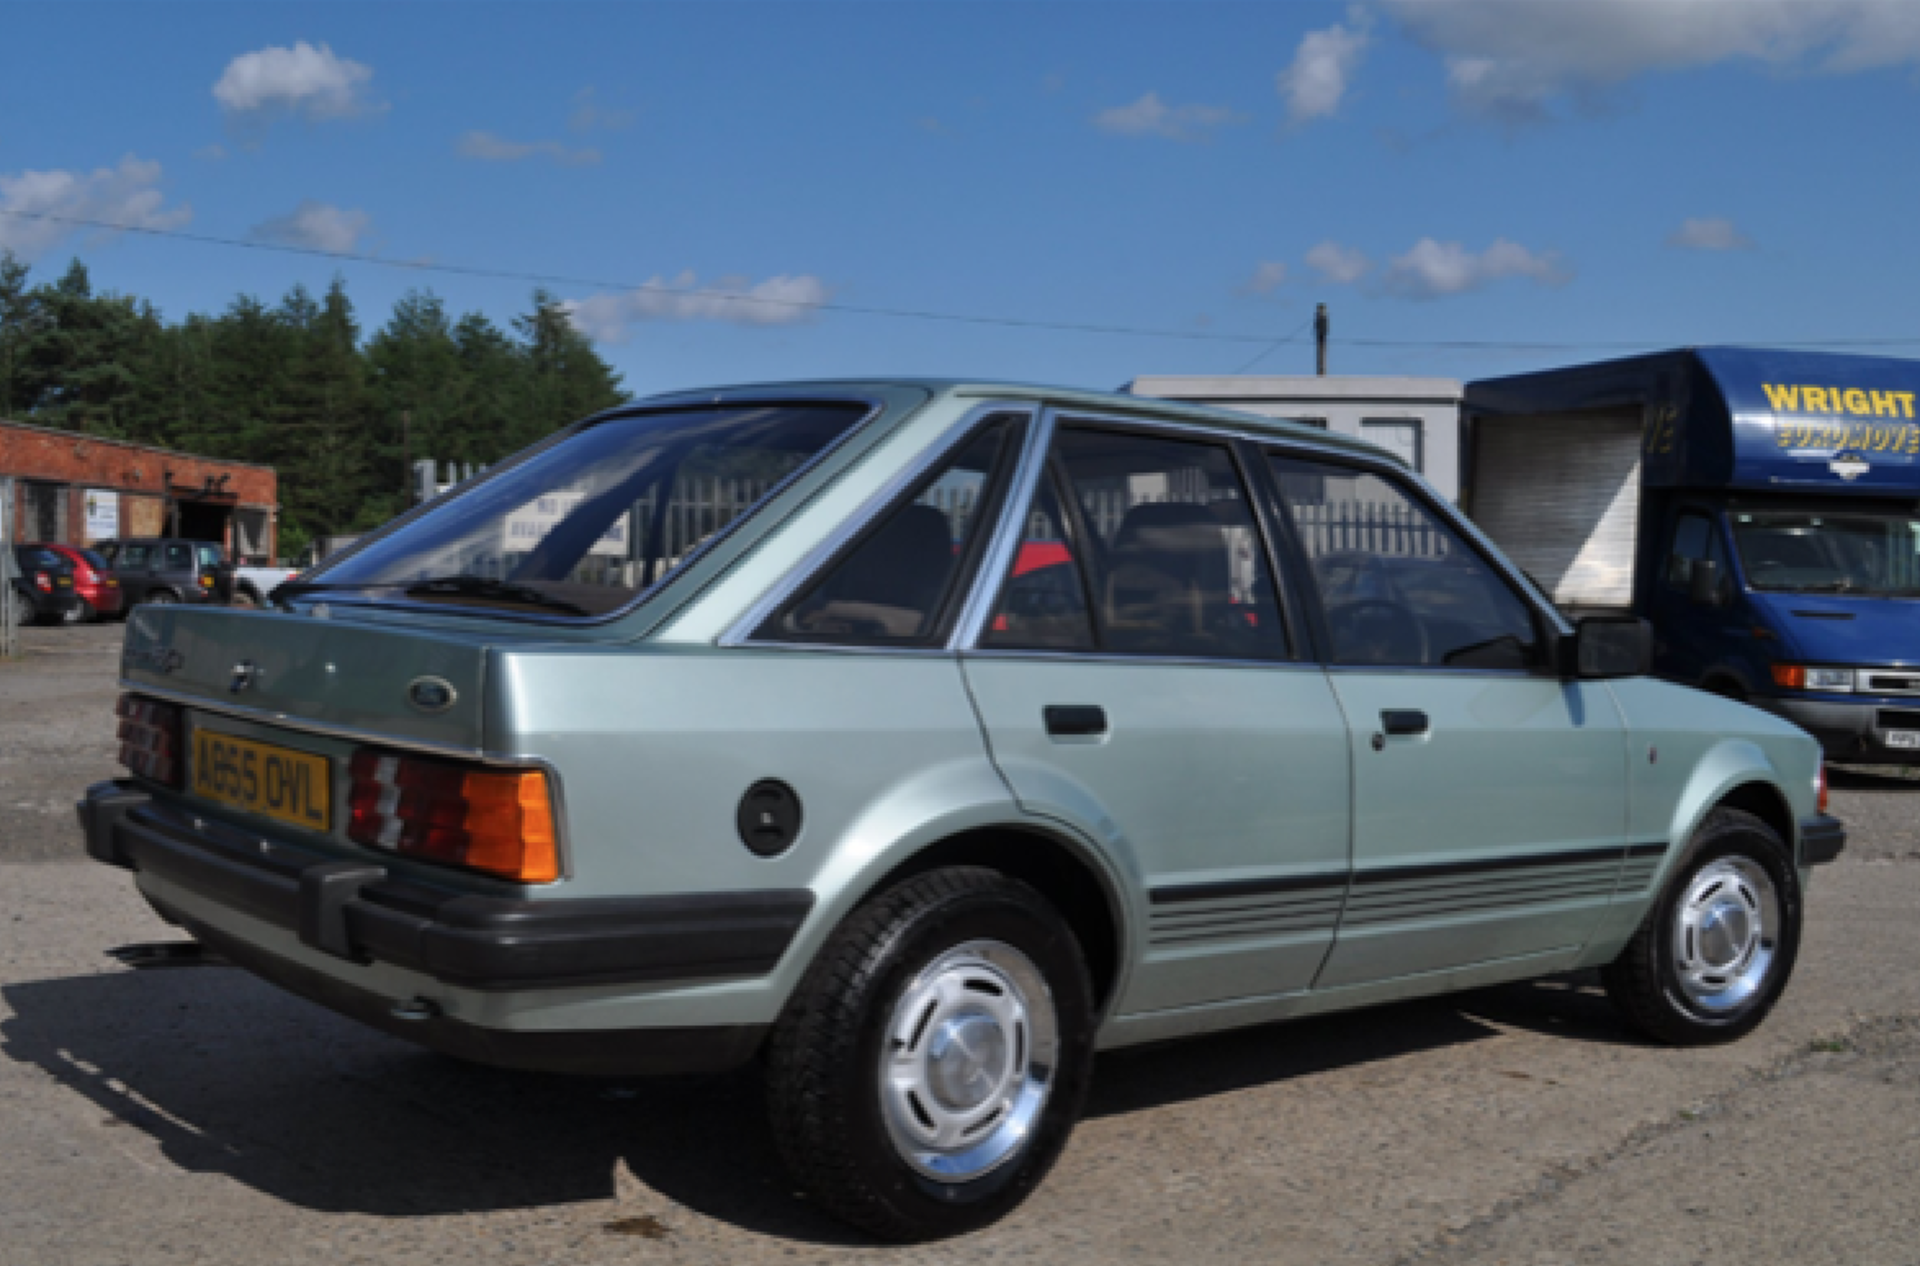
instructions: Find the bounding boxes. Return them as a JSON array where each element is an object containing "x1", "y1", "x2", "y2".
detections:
[{"x1": 1730, "y1": 510, "x2": 1920, "y2": 596}]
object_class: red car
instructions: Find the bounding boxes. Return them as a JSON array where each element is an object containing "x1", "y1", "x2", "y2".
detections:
[{"x1": 37, "y1": 543, "x2": 125, "y2": 621}]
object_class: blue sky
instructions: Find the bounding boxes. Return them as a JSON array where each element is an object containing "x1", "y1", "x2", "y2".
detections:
[{"x1": 5, "y1": 1, "x2": 1920, "y2": 398}]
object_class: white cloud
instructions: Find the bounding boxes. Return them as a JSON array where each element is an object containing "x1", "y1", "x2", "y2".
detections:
[
  {"x1": 1093, "y1": 92, "x2": 1241, "y2": 141},
  {"x1": 1277, "y1": 9, "x2": 1373, "y2": 123},
  {"x1": 568, "y1": 87, "x2": 635, "y2": 133},
  {"x1": 1385, "y1": 0, "x2": 1920, "y2": 121},
  {"x1": 456, "y1": 131, "x2": 600, "y2": 166},
  {"x1": 1668, "y1": 216, "x2": 1754, "y2": 251},
  {"x1": 1305, "y1": 240, "x2": 1372, "y2": 284},
  {"x1": 213, "y1": 41, "x2": 378, "y2": 120},
  {"x1": 1383, "y1": 237, "x2": 1569, "y2": 299},
  {"x1": 0, "y1": 156, "x2": 190, "y2": 260},
  {"x1": 250, "y1": 200, "x2": 371, "y2": 253},
  {"x1": 1240, "y1": 261, "x2": 1290, "y2": 294},
  {"x1": 563, "y1": 272, "x2": 832, "y2": 341}
]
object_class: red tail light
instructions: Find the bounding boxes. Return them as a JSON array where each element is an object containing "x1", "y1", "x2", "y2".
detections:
[
  {"x1": 33, "y1": 572, "x2": 52, "y2": 593},
  {"x1": 116, "y1": 694, "x2": 183, "y2": 788},
  {"x1": 347, "y1": 749, "x2": 559, "y2": 883},
  {"x1": 1818, "y1": 763, "x2": 1829, "y2": 816}
]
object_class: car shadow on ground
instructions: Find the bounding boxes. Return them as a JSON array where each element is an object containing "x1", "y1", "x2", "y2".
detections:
[
  {"x1": 0, "y1": 962, "x2": 1635, "y2": 1244},
  {"x1": 1828, "y1": 765, "x2": 1920, "y2": 793}
]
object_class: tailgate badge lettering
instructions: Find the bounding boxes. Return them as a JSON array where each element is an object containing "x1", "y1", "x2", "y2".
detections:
[
  {"x1": 230, "y1": 660, "x2": 260, "y2": 694},
  {"x1": 408, "y1": 677, "x2": 457, "y2": 713}
]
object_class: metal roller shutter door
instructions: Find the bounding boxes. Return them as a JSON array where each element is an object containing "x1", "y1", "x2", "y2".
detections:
[{"x1": 1471, "y1": 412, "x2": 1642, "y2": 609}]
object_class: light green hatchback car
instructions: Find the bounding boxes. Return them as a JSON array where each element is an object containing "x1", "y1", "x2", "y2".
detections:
[{"x1": 81, "y1": 382, "x2": 1844, "y2": 1240}]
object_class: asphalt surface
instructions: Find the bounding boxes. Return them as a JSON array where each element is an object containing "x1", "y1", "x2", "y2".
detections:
[{"x1": 1, "y1": 621, "x2": 1916, "y2": 1265}]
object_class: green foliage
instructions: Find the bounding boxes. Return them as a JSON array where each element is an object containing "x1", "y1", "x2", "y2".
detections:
[{"x1": 0, "y1": 252, "x2": 629, "y2": 549}]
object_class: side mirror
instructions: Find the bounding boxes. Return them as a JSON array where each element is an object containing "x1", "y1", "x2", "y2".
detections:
[
  {"x1": 1573, "y1": 615, "x2": 1652, "y2": 679},
  {"x1": 1688, "y1": 558, "x2": 1725, "y2": 607}
]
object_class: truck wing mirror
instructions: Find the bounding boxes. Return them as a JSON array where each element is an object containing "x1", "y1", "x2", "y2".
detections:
[
  {"x1": 1688, "y1": 558, "x2": 1725, "y2": 608},
  {"x1": 1573, "y1": 615, "x2": 1652, "y2": 679}
]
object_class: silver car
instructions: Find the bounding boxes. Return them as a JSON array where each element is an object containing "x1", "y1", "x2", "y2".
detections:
[{"x1": 81, "y1": 381, "x2": 1844, "y2": 1240}]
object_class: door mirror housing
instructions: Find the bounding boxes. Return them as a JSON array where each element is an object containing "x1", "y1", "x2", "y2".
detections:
[
  {"x1": 1570, "y1": 615, "x2": 1652, "y2": 679},
  {"x1": 1688, "y1": 558, "x2": 1725, "y2": 607}
]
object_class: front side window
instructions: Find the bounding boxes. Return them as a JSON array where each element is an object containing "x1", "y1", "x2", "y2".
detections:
[
  {"x1": 756, "y1": 417, "x2": 1019, "y2": 645},
  {"x1": 163, "y1": 544, "x2": 192, "y2": 571},
  {"x1": 299, "y1": 402, "x2": 869, "y2": 618},
  {"x1": 988, "y1": 426, "x2": 1288, "y2": 661},
  {"x1": 1271, "y1": 454, "x2": 1537, "y2": 669},
  {"x1": 1731, "y1": 508, "x2": 1920, "y2": 596},
  {"x1": 1666, "y1": 512, "x2": 1727, "y2": 590}
]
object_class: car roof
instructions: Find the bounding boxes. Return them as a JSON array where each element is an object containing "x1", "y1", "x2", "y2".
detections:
[{"x1": 630, "y1": 378, "x2": 1401, "y2": 468}]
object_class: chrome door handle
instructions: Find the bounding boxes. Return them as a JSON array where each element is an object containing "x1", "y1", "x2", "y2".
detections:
[
  {"x1": 1380, "y1": 709, "x2": 1429, "y2": 737},
  {"x1": 1044, "y1": 705, "x2": 1108, "y2": 737}
]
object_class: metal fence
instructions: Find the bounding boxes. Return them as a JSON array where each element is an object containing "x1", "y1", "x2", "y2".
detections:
[{"x1": 1291, "y1": 500, "x2": 1449, "y2": 559}]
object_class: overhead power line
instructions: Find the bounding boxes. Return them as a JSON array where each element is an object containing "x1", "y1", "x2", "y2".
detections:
[{"x1": 7, "y1": 207, "x2": 1920, "y2": 354}]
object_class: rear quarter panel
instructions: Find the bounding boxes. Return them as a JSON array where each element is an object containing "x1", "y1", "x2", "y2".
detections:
[{"x1": 486, "y1": 645, "x2": 1097, "y2": 1024}]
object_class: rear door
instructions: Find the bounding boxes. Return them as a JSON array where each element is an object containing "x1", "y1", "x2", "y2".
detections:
[
  {"x1": 962, "y1": 418, "x2": 1352, "y2": 1016},
  {"x1": 113, "y1": 543, "x2": 153, "y2": 602},
  {"x1": 1266, "y1": 450, "x2": 1632, "y2": 989}
]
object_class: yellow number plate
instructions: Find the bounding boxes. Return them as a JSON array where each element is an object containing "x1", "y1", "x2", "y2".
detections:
[{"x1": 191, "y1": 730, "x2": 332, "y2": 832}]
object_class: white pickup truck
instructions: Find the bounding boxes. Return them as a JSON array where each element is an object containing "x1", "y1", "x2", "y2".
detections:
[{"x1": 229, "y1": 563, "x2": 304, "y2": 608}]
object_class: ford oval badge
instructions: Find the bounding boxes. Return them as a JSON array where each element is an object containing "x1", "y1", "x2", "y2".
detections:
[{"x1": 407, "y1": 676, "x2": 457, "y2": 713}]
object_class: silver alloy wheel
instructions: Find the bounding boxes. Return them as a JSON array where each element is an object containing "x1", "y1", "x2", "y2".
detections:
[
  {"x1": 1672, "y1": 856, "x2": 1780, "y2": 1013},
  {"x1": 878, "y1": 939, "x2": 1058, "y2": 1183}
]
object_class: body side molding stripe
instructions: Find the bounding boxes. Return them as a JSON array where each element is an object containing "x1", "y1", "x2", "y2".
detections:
[{"x1": 1149, "y1": 841, "x2": 1671, "y2": 908}]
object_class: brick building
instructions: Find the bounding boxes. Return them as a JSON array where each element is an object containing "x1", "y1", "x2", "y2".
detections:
[{"x1": 1, "y1": 420, "x2": 279, "y2": 559}]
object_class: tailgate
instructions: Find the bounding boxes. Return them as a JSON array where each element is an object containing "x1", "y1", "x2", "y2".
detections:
[{"x1": 121, "y1": 607, "x2": 491, "y2": 752}]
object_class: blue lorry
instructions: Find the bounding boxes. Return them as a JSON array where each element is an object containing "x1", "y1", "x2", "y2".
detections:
[{"x1": 1464, "y1": 347, "x2": 1920, "y2": 765}]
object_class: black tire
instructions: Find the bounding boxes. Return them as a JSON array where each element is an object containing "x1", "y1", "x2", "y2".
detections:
[
  {"x1": 143, "y1": 589, "x2": 178, "y2": 605},
  {"x1": 765, "y1": 867, "x2": 1095, "y2": 1242},
  {"x1": 231, "y1": 586, "x2": 261, "y2": 609},
  {"x1": 1603, "y1": 808, "x2": 1802, "y2": 1045}
]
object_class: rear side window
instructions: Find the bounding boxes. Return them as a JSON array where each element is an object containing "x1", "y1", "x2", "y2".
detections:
[
  {"x1": 757, "y1": 417, "x2": 1020, "y2": 645},
  {"x1": 988, "y1": 426, "x2": 1289, "y2": 661},
  {"x1": 164, "y1": 544, "x2": 192, "y2": 570},
  {"x1": 1270, "y1": 454, "x2": 1538, "y2": 669},
  {"x1": 983, "y1": 474, "x2": 1097, "y2": 651},
  {"x1": 118, "y1": 544, "x2": 153, "y2": 568}
]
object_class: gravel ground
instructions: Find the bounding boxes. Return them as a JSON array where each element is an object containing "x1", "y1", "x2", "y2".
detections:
[{"x1": 1, "y1": 622, "x2": 1915, "y2": 1265}]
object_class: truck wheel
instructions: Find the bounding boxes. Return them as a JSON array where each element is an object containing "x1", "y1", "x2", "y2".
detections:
[
  {"x1": 765, "y1": 867, "x2": 1094, "y2": 1242},
  {"x1": 144, "y1": 590, "x2": 177, "y2": 605},
  {"x1": 231, "y1": 587, "x2": 261, "y2": 609},
  {"x1": 1603, "y1": 808, "x2": 1801, "y2": 1045}
]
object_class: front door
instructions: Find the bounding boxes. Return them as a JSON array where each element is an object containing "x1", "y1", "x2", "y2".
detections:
[
  {"x1": 963, "y1": 421, "x2": 1352, "y2": 1016},
  {"x1": 1264, "y1": 452, "x2": 1631, "y2": 989}
]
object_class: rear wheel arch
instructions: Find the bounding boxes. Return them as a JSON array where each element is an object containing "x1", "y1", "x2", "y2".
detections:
[{"x1": 850, "y1": 824, "x2": 1128, "y2": 1017}]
